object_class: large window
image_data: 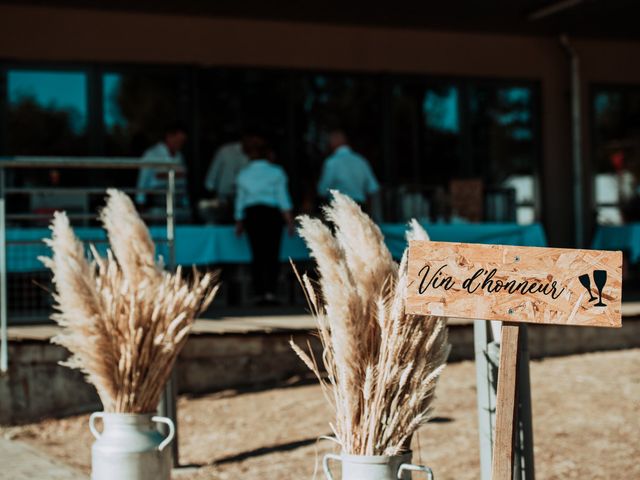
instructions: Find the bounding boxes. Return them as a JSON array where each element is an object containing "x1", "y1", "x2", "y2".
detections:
[
  {"x1": 468, "y1": 85, "x2": 536, "y2": 181},
  {"x1": 391, "y1": 82, "x2": 463, "y2": 185},
  {"x1": 423, "y1": 85, "x2": 463, "y2": 181},
  {"x1": 4, "y1": 69, "x2": 90, "y2": 191},
  {"x1": 390, "y1": 79, "x2": 539, "y2": 223},
  {"x1": 102, "y1": 71, "x2": 186, "y2": 158},
  {"x1": 469, "y1": 84, "x2": 538, "y2": 224},
  {"x1": 101, "y1": 70, "x2": 189, "y2": 188},
  {"x1": 292, "y1": 73, "x2": 385, "y2": 212},
  {"x1": 196, "y1": 69, "x2": 289, "y2": 198},
  {"x1": 1, "y1": 64, "x2": 541, "y2": 224},
  {"x1": 592, "y1": 86, "x2": 640, "y2": 224}
]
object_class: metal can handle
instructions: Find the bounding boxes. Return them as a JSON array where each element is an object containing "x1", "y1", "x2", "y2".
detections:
[
  {"x1": 152, "y1": 415, "x2": 175, "y2": 452},
  {"x1": 398, "y1": 463, "x2": 434, "y2": 480},
  {"x1": 89, "y1": 411, "x2": 105, "y2": 440},
  {"x1": 322, "y1": 453, "x2": 341, "y2": 480}
]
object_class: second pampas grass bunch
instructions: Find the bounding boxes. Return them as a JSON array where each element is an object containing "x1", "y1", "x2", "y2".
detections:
[
  {"x1": 291, "y1": 191, "x2": 450, "y2": 456},
  {"x1": 41, "y1": 189, "x2": 219, "y2": 413}
]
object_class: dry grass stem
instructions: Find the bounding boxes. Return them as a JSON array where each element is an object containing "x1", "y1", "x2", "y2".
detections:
[
  {"x1": 41, "y1": 189, "x2": 219, "y2": 413},
  {"x1": 292, "y1": 191, "x2": 450, "y2": 455}
]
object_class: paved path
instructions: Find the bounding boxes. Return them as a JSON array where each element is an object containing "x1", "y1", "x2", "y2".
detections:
[{"x1": 0, "y1": 438, "x2": 87, "y2": 480}]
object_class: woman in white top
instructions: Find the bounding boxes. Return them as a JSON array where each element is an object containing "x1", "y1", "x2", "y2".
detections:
[{"x1": 235, "y1": 137, "x2": 294, "y2": 304}]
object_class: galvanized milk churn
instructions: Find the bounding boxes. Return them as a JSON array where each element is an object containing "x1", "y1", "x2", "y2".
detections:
[
  {"x1": 323, "y1": 452, "x2": 434, "y2": 480},
  {"x1": 89, "y1": 412, "x2": 175, "y2": 480}
]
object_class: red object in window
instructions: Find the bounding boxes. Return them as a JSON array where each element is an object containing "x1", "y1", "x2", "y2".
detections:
[{"x1": 611, "y1": 151, "x2": 625, "y2": 171}]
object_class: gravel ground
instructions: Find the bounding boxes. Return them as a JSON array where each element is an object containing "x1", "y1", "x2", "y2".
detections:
[{"x1": 2, "y1": 349, "x2": 638, "y2": 479}]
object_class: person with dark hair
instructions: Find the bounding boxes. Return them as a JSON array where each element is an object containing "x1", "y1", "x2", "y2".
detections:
[
  {"x1": 235, "y1": 138, "x2": 294, "y2": 304},
  {"x1": 137, "y1": 122, "x2": 190, "y2": 220},
  {"x1": 204, "y1": 133, "x2": 257, "y2": 217},
  {"x1": 317, "y1": 129, "x2": 379, "y2": 210}
]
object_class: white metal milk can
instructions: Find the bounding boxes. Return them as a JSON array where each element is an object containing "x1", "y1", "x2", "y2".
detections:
[
  {"x1": 323, "y1": 452, "x2": 434, "y2": 480},
  {"x1": 89, "y1": 412, "x2": 175, "y2": 480}
]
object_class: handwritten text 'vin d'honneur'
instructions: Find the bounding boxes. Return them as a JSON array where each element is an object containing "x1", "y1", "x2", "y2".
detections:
[{"x1": 417, "y1": 265, "x2": 566, "y2": 300}]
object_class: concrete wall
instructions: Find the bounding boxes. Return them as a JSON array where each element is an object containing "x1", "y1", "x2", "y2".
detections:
[
  {"x1": 176, "y1": 332, "x2": 323, "y2": 394},
  {"x1": 2, "y1": 320, "x2": 639, "y2": 425},
  {"x1": 0, "y1": 342, "x2": 101, "y2": 425},
  {"x1": 1, "y1": 5, "x2": 640, "y2": 244}
]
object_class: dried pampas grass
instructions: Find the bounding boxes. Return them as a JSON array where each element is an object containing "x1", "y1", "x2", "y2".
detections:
[
  {"x1": 291, "y1": 191, "x2": 450, "y2": 456},
  {"x1": 41, "y1": 189, "x2": 219, "y2": 413}
]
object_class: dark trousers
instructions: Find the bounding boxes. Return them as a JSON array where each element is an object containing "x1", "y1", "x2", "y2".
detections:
[{"x1": 244, "y1": 205, "x2": 284, "y2": 296}]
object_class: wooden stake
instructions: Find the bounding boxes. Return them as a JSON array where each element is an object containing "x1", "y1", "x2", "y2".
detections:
[{"x1": 491, "y1": 323, "x2": 521, "y2": 480}]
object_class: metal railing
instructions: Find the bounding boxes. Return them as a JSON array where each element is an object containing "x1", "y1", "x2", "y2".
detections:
[{"x1": 0, "y1": 156, "x2": 183, "y2": 374}]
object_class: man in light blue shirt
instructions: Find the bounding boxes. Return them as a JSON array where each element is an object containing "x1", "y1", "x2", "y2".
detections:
[
  {"x1": 317, "y1": 130, "x2": 380, "y2": 209},
  {"x1": 235, "y1": 139, "x2": 293, "y2": 304},
  {"x1": 136, "y1": 122, "x2": 190, "y2": 221}
]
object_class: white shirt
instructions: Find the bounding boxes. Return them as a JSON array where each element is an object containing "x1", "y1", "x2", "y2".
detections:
[
  {"x1": 235, "y1": 160, "x2": 293, "y2": 221},
  {"x1": 317, "y1": 145, "x2": 380, "y2": 203},
  {"x1": 204, "y1": 142, "x2": 249, "y2": 198},
  {"x1": 136, "y1": 142, "x2": 188, "y2": 207}
]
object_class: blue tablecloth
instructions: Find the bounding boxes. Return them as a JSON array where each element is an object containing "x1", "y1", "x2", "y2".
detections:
[
  {"x1": 6, "y1": 223, "x2": 547, "y2": 273},
  {"x1": 592, "y1": 224, "x2": 640, "y2": 263}
]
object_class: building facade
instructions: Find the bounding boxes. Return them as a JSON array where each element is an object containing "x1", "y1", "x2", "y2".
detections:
[{"x1": 1, "y1": 3, "x2": 640, "y2": 247}]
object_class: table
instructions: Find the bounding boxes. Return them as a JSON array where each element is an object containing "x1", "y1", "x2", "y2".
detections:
[
  {"x1": 6, "y1": 223, "x2": 547, "y2": 273},
  {"x1": 591, "y1": 224, "x2": 640, "y2": 263}
]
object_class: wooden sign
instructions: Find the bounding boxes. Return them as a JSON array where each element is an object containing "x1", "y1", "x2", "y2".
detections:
[
  {"x1": 406, "y1": 240, "x2": 623, "y2": 480},
  {"x1": 406, "y1": 241, "x2": 622, "y2": 328}
]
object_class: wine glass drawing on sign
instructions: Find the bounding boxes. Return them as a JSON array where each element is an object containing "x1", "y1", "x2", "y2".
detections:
[
  {"x1": 593, "y1": 269, "x2": 608, "y2": 307},
  {"x1": 579, "y1": 274, "x2": 598, "y2": 302}
]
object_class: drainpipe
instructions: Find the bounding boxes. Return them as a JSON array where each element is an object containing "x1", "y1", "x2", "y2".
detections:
[{"x1": 561, "y1": 35, "x2": 584, "y2": 248}]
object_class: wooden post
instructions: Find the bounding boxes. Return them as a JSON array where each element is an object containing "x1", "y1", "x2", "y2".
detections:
[{"x1": 491, "y1": 323, "x2": 521, "y2": 480}]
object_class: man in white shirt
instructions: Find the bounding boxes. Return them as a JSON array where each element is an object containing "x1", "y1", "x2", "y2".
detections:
[
  {"x1": 317, "y1": 130, "x2": 380, "y2": 209},
  {"x1": 137, "y1": 122, "x2": 190, "y2": 221},
  {"x1": 235, "y1": 139, "x2": 293, "y2": 304},
  {"x1": 204, "y1": 135, "x2": 256, "y2": 222}
]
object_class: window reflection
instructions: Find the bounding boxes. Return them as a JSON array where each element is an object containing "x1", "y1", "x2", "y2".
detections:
[
  {"x1": 469, "y1": 85, "x2": 536, "y2": 224},
  {"x1": 469, "y1": 85, "x2": 535, "y2": 180},
  {"x1": 391, "y1": 83, "x2": 464, "y2": 185},
  {"x1": 391, "y1": 84, "x2": 420, "y2": 189},
  {"x1": 296, "y1": 74, "x2": 383, "y2": 166},
  {"x1": 293, "y1": 74, "x2": 384, "y2": 214},
  {"x1": 1, "y1": 66, "x2": 540, "y2": 225},
  {"x1": 7, "y1": 70, "x2": 88, "y2": 155},
  {"x1": 592, "y1": 88, "x2": 640, "y2": 224},
  {"x1": 391, "y1": 81, "x2": 537, "y2": 224},
  {"x1": 197, "y1": 69, "x2": 289, "y2": 204},
  {"x1": 102, "y1": 72, "x2": 183, "y2": 157},
  {"x1": 423, "y1": 87, "x2": 459, "y2": 133},
  {"x1": 422, "y1": 85, "x2": 462, "y2": 186}
]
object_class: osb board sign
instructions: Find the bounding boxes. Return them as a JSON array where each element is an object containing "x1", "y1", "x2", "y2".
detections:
[{"x1": 406, "y1": 241, "x2": 622, "y2": 328}]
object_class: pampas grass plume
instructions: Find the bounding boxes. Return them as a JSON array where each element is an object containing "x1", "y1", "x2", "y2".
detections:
[
  {"x1": 292, "y1": 192, "x2": 449, "y2": 455},
  {"x1": 42, "y1": 189, "x2": 219, "y2": 413}
]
